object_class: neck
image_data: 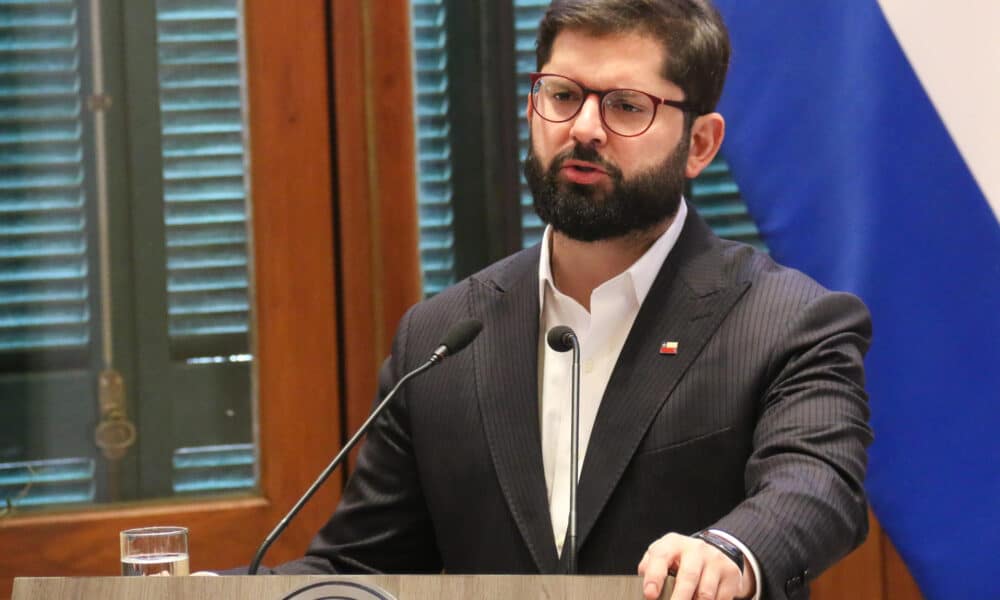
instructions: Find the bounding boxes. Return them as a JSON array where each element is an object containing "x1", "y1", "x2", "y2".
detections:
[{"x1": 549, "y1": 218, "x2": 671, "y2": 312}]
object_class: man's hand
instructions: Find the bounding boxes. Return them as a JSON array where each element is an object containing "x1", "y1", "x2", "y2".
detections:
[{"x1": 637, "y1": 532, "x2": 755, "y2": 600}]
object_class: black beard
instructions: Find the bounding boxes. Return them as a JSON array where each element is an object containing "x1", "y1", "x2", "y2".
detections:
[{"x1": 524, "y1": 136, "x2": 689, "y2": 242}]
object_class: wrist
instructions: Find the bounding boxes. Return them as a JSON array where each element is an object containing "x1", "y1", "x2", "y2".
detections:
[{"x1": 692, "y1": 530, "x2": 745, "y2": 574}]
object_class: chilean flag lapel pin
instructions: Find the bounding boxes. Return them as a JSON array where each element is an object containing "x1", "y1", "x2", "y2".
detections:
[{"x1": 659, "y1": 341, "x2": 679, "y2": 355}]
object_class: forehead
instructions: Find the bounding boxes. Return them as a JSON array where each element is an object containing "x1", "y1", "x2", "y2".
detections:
[{"x1": 541, "y1": 29, "x2": 676, "y2": 94}]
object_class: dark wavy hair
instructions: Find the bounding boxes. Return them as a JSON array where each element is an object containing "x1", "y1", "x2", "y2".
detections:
[{"x1": 535, "y1": 0, "x2": 731, "y2": 115}]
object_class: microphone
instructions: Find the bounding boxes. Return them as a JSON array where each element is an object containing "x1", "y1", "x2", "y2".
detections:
[
  {"x1": 546, "y1": 325, "x2": 580, "y2": 574},
  {"x1": 546, "y1": 325, "x2": 575, "y2": 353},
  {"x1": 247, "y1": 318, "x2": 483, "y2": 575},
  {"x1": 432, "y1": 318, "x2": 483, "y2": 362}
]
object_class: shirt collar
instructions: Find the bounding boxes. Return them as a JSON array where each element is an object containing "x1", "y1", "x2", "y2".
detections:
[{"x1": 538, "y1": 197, "x2": 688, "y2": 310}]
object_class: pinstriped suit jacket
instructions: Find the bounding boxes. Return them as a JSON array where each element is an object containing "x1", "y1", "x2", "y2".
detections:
[{"x1": 276, "y1": 209, "x2": 873, "y2": 600}]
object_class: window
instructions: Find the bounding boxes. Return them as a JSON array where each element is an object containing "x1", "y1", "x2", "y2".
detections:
[
  {"x1": 0, "y1": 0, "x2": 255, "y2": 512},
  {"x1": 1, "y1": 2, "x2": 341, "y2": 589},
  {"x1": 409, "y1": 0, "x2": 765, "y2": 297},
  {"x1": 411, "y1": 0, "x2": 455, "y2": 295}
]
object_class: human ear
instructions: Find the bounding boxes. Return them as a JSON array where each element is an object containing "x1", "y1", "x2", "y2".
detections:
[{"x1": 684, "y1": 113, "x2": 725, "y2": 179}]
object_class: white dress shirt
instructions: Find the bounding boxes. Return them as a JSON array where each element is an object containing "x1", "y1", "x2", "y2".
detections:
[{"x1": 537, "y1": 199, "x2": 762, "y2": 598}]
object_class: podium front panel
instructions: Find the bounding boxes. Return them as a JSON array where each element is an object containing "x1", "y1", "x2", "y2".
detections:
[{"x1": 13, "y1": 574, "x2": 674, "y2": 599}]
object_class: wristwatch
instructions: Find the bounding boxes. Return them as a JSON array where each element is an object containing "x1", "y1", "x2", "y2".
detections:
[{"x1": 692, "y1": 530, "x2": 745, "y2": 574}]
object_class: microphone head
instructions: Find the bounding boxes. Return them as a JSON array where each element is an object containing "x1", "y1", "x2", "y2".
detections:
[
  {"x1": 546, "y1": 325, "x2": 576, "y2": 353},
  {"x1": 438, "y1": 318, "x2": 483, "y2": 356}
]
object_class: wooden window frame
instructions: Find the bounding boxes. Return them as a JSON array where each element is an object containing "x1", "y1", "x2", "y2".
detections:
[
  {"x1": 335, "y1": 0, "x2": 423, "y2": 441},
  {"x1": 0, "y1": 2, "x2": 342, "y2": 594}
]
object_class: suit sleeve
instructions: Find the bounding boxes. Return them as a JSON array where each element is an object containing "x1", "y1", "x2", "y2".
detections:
[
  {"x1": 710, "y1": 290, "x2": 873, "y2": 600},
  {"x1": 269, "y1": 306, "x2": 443, "y2": 575}
]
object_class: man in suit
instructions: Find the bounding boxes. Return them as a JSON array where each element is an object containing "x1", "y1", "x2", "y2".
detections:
[{"x1": 270, "y1": 1, "x2": 873, "y2": 599}]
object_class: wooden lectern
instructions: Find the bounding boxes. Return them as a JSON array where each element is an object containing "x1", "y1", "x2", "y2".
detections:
[{"x1": 13, "y1": 574, "x2": 673, "y2": 599}]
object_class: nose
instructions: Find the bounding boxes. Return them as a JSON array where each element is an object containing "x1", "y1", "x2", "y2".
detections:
[{"x1": 569, "y1": 93, "x2": 608, "y2": 147}]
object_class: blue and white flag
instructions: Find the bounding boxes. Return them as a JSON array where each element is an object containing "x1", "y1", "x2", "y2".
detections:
[{"x1": 713, "y1": 3, "x2": 1000, "y2": 598}]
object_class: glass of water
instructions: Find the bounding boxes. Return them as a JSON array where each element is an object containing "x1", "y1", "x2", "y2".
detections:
[{"x1": 120, "y1": 526, "x2": 190, "y2": 576}]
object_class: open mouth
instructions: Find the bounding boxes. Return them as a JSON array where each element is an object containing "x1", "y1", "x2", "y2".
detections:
[
  {"x1": 561, "y1": 160, "x2": 605, "y2": 174},
  {"x1": 559, "y1": 161, "x2": 608, "y2": 185}
]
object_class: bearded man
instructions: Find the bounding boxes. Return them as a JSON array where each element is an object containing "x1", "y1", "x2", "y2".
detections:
[{"x1": 261, "y1": 2, "x2": 873, "y2": 599}]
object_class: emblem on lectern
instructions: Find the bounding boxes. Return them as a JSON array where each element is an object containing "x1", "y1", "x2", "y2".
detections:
[{"x1": 281, "y1": 580, "x2": 397, "y2": 600}]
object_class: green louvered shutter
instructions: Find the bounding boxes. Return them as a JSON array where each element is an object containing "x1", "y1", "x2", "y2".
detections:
[
  {"x1": 155, "y1": 0, "x2": 250, "y2": 357},
  {"x1": 0, "y1": 457, "x2": 94, "y2": 508},
  {"x1": 513, "y1": 0, "x2": 548, "y2": 248},
  {"x1": 688, "y1": 156, "x2": 766, "y2": 250},
  {"x1": 0, "y1": 0, "x2": 97, "y2": 509},
  {"x1": 171, "y1": 442, "x2": 253, "y2": 494},
  {"x1": 153, "y1": 0, "x2": 254, "y2": 495},
  {"x1": 0, "y1": 0, "x2": 90, "y2": 359},
  {"x1": 411, "y1": 0, "x2": 455, "y2": 297}
]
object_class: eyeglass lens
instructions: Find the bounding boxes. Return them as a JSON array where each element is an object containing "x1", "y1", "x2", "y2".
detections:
[{"x1": 531, "y1": 75, "x2": 656, "y2": 136}]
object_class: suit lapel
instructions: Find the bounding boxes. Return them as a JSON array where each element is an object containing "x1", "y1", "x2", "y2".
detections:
[
  {"x1": 469, "y1": 247, "x2": 561, "y2": 573},
  {"x1": 572, "y1": 213, "x2": 751, "y2": 554}
]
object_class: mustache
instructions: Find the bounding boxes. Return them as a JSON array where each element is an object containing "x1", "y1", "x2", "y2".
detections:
[{"x1": 551, "y1": 144, "x2": 622, "y2": 179}]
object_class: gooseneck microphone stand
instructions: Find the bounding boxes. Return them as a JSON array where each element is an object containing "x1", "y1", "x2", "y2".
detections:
[
  {"x1": 546, "y1": 325, "x2": 581, "y2": 574},
  {"x1": 247, "y1": 318, "x2": 483, "y2": 575}
]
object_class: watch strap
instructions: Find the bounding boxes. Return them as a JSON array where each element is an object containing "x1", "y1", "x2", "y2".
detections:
[{"x1": 692, "y1": 530, "x2": 745, "y2": 574}]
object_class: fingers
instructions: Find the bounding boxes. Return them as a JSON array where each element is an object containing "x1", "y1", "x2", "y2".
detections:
[
  {"x1": 692, "y1": 563, "x2": 720, "y2": 600},
  {"x1": 639, "y1": 533, "x2": 682, "y2": 599},
  {"x1": 715, "y1": 573, "x2": 742, "y2": 600},
  {"x1": 668, "y1": 548, "x2": 705, "y2": 600},
  {"x1": 638, "y1": 533, "x2": 745, "y2": 600}
]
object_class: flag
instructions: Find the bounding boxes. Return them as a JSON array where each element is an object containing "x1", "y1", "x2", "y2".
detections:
[{"x1": 712, "y1": 3, "x2": 1000, "y2": 598}]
